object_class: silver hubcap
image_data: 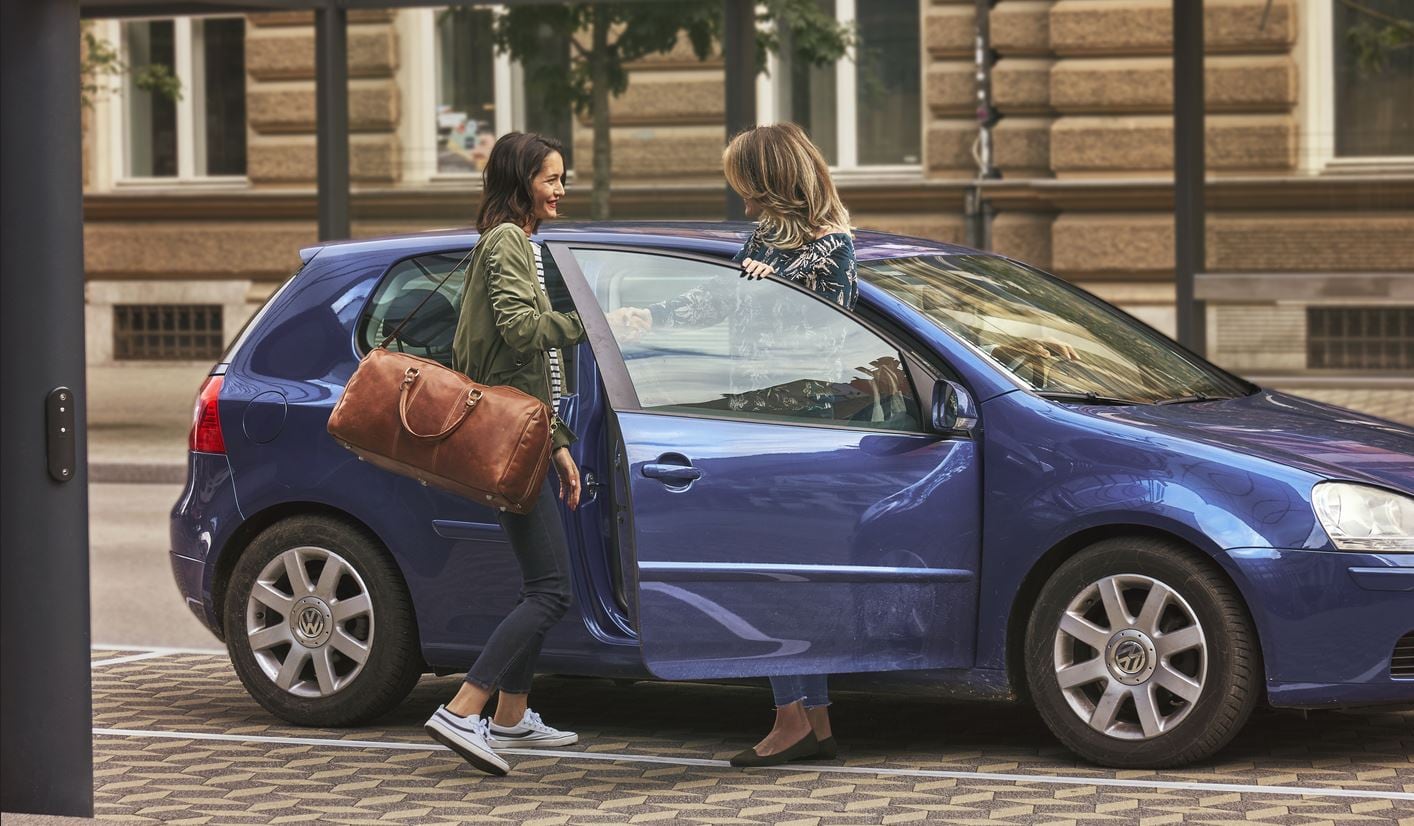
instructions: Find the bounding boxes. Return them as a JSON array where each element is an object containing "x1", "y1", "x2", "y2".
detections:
[
  {"x1": 245, "y1": 546, "x2": 374, "y2": 698},
  {"x1": 1053, "y1": 574, "x2": 1207, "y2": 740}
]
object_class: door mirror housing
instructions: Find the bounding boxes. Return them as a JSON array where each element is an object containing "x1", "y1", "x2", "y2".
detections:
[{"x1": 932, "y1": 380, "x2": 978, "y2": 435}]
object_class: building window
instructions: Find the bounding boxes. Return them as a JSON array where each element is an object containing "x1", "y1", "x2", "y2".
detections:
[
  {"x1": 410, "y1": 7, "x2": 573, "y2": 179},
  {"x1": 122, "y1": 17, "x2": 247, "y2": 180},
  {"x1": 766, "y1": 0, "x2": 921, "y2": 170},
  {"x1": 1332, "y1": 0, "x2": 1414, "y2": 158},
  {"x1": 114, "y1": 305, "x2": 225, "y2": 361},
  {"x1": 1307, "y1": 307, "x2": 1414, "y2": 370}
]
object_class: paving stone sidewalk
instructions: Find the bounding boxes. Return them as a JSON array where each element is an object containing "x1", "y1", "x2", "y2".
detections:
[{"x1": 89, "y1": 649, "x2": 1414, "y2": 824}]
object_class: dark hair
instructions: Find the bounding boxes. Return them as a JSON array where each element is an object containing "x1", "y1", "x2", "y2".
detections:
[{"x1": 476, "y1": 132, "x2": 565, "y2": 233}]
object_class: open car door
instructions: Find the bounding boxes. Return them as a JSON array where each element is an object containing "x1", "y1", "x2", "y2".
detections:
[{"x1": 550, "y1": 242, "x2": 983, "y2": 681}]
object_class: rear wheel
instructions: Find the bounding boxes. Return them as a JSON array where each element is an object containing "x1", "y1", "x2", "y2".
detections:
[
  {"x1": 1024, "y1": 536, "x2": 1260, "y2": 767},
  {"x1": 223, "y1": 514, "x2": 423, "y2": 726}
]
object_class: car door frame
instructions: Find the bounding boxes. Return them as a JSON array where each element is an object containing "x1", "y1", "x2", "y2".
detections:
[{"x1": 546, "y1": 240, "x2": 977, "y2": 649}]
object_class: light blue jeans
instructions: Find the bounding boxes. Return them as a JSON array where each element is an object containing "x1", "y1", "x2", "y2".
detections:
[{"x1": 769, "y1": 674, "x2": 830, "y2": 708}]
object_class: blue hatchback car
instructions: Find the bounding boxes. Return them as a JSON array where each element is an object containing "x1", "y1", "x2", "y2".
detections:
[{"x1": 171, "y1": 222, "x2": 1414, "y2": 768}]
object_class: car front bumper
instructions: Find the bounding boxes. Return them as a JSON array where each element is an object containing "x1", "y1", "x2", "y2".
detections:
[{"x1": 1223, "y1": 547, "x2": 1414, "y2": 708}]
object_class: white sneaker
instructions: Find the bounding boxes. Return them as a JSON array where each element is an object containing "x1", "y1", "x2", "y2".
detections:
[
  {"x1": 487, "y1": 709, "x2": 579, "y2": 749},
  {"x1": 424, "y1": 706, "x2": 510, "y2": 776}
]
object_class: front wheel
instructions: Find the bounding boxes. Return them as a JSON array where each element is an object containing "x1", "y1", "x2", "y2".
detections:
[
  {"x1": 1024, "y1": 537, "x2": 1261, "y2": 768},
  {"x1": 223, "y1": 514, "x2": 424, "y2": 727}
]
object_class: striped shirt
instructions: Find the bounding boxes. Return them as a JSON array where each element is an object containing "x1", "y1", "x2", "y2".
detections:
[{"x1": 531, "y1": 242, "x2": 563, "y2": 408}]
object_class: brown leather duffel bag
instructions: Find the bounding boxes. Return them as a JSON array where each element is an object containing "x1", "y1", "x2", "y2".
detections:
[{"x1": 327, "y1": 250, "x2": 552, "y2": 513}]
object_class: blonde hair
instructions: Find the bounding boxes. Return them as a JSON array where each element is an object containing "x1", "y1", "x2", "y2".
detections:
[{"x1": 723, "y1": 122, "x2": 850, "y2": 250}]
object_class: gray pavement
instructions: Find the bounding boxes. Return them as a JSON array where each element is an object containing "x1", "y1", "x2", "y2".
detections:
[
  {"x1": 83, "y1": 648, "x2": 1414, "y2": 823},
  {"x1": 89, "y1": 482, "x2": 220, "y2": 651}
]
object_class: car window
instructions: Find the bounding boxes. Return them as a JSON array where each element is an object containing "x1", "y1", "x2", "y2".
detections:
[
  {"x1": 358, "y1": 251, "x2": 469, "y2": 367},
  {"x1": 357, "y1": 248, "x2": 579, "y2": 394},
  {"x1": 571, "y1": 248, "x2": 924, "y2": 432},
  {"x1": 860, "y1": 254, "x2": 1252, "y2": 403}
]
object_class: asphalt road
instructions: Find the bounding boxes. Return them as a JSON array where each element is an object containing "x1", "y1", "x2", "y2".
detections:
[
  {"x1": 90, "y1": 482, "x2": 221, "y2": 651},
  {"x1": 85, "y1": 482, "x2": 1414, "y2": 824}
]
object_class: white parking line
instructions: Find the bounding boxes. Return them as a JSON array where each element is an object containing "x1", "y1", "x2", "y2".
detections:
[
  {"x1": 92, "y1": 643, "x2": 226, "y2": 656},
  {"x1": 91, "y1": 727, "x2": 1414, "y2": 802},
  {"x1": 91, "y1": 651, "x2": 175, "y2": 667}
]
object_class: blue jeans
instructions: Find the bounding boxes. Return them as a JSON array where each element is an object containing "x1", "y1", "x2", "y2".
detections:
[
  {"x1": 770, "y1": 674, "x2": 830, "y2": 708},
  {"x1": 464, "y1": 479, "x2": 573, "y2": 694}
]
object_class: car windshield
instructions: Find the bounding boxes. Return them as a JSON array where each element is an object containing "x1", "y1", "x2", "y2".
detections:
[{"x1": 859, "y1": 254, "x2": 1251, "y2": 404}]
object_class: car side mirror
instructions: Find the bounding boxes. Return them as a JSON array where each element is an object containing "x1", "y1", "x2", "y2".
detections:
[{"x1": 931, "y1": 380, "x2": 978, "y2": 435}]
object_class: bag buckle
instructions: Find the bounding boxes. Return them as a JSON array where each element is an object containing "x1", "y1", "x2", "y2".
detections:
[
  {"x1": 466, "y1": 388, "x2": 484, "y2": 409},
  {"x1": 401, "y1": 367, "x2": 419, "y2": 389}
]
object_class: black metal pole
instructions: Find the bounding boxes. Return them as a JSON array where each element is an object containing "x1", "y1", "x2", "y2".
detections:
[
  {"x1": 1173, "y1": 0, "x2": 1206, "y2": 354},
  {"x1": 1, "y1": 0, "x2": 95, "y2": 816},
  {"x1": 316, "y1": 2, "x2": 350, "y2": 240},
  {"x1": 966, "y1": 0, "x2": 1000, "y2": 251},
  {"x1": 723, "y1": 0, "x2": 757, "y2": 220}
]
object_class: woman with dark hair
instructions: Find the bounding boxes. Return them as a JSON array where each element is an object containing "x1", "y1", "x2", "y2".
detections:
[{"x1": 422, "y1": 132, "x2": 586, "y2": 776}]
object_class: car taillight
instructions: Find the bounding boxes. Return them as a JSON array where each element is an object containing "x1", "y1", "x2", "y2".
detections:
[{"x1": 190, "y1": 375, "x2": 226, "y2": 454}]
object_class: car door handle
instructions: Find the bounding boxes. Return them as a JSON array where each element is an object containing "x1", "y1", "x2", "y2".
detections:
[{"x1": 641, "y1": 463, "x2": 702, "y2": 482}]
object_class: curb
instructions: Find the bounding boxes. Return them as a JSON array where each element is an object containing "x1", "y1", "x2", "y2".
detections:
[{"x1": 89, "y1": 462, "x2": 186, "y2": 484}]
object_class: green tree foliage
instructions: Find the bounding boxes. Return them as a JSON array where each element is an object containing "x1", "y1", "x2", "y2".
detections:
[
  {"x1": 1341, "y1": 0, "x2": 1413, "y2": 76},
  {"x1": 481, "y1": 1, "x2": 852, "y2": 219},
  {"x1": 81, "y1": 23, "x2": 181, "y2": 109}
]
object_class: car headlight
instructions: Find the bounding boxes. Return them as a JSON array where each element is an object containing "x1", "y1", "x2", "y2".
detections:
[{"x1": 1312, "y1": 482, "x2": 1414, "y2": 552}]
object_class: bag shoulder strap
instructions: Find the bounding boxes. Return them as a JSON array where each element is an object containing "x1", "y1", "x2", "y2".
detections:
[{"x1": 377, "y1": 243, "x2": 479, "y2": 350}]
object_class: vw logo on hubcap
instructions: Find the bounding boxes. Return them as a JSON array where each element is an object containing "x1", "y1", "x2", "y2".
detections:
[
  {"x1": 1113, "y1": 640, "x2": 1146, "y2": 674},
  {"x1": 298, "y1": 607, "x2": 325, "y2": 638},
  {"x1": 1105, "y1": 629, "x2": 1157, "y2": 685},
  {"x1": 290, "y1": 596, "x2": 333, "y2": 648}
]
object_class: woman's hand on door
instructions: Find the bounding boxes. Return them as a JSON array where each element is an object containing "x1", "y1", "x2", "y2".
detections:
[{"x1": 553, "y1": 447, "x2": 581, "y2": 511}]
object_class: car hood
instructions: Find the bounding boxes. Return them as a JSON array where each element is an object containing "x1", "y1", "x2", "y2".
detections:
[{"x1": 1086, "y1": 390, "x2": 1414, "y2": 495}]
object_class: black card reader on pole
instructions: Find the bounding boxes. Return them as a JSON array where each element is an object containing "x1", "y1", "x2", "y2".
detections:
[{"x1": 46, "y1": 387, "x2": 76, "y2": 482}]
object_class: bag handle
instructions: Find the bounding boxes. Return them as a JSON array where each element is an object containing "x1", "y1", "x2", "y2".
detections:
[
  {"x1": 378, "y1": 245, "x2": 478, "y2": 350},
  {"x1": 398, "y1": 366, "x2": 485, "y2": 440}
]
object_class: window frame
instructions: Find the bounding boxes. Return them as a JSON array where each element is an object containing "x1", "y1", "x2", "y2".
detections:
[
  {"x1": 1300, "y1": 0, "x2": 1414, "y2": 174},
  {"x1": 354, "y1": 246, "x2": 476, "y2": 366},
  {"x1": 756, "y1": 0, "x2": 923, "y2": 177},
  {"x1": 556, "y1": 242, "x2": 936, "y2": 436},
  {"x1": 92, "y1": 16, "x2": 250, "y2": 189},
  {"x1": 401, "y1": 6, "x2": 573, "y2": 184}
]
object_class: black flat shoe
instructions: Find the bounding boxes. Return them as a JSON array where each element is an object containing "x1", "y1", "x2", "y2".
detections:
[
  {"x1": 815, "y1": 736, "x2": 837, "y2": 760},
  {"x1": 729, "y1": 731, "x2": 819, "y2": 767}
]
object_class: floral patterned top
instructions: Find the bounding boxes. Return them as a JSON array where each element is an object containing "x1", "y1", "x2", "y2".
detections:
[{"x1": 734, "y1": 226, "x2": 858, "y2": 309}]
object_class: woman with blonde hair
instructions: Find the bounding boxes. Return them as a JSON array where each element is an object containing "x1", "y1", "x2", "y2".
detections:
[
  {"x1": 610, "y1": 122, "x2": 857, "y2": 766},
  {"x1": 724, "y1": 122, "x2": 856, "y2": 308}
]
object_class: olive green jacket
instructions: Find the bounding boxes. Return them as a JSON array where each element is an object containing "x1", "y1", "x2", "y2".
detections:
[{"x1": 452, "y1": 223, "x2": 585, "y2": 451}]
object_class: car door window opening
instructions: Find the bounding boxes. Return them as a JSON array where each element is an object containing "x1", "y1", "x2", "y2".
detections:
[{"x1": 565, "y1": 247, "x2": 928, "y2": 435}]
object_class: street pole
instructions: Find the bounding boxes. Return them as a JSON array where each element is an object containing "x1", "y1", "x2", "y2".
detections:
[
  {"x1": 966, "y1": 0, "x2": 1000, "y2": 251},
  {"x1": 1, "y1": 0, "x2": 95, "y2": 815},
  {"x1": 723, "y1": 0, "x2": 757, "y2": 220},
  {"x1": 316, "y1": 2, "x2": 351, "y2": 241},
  {"x1": 1173, "y1": 0, "x2": 1207, "y2": 354}
]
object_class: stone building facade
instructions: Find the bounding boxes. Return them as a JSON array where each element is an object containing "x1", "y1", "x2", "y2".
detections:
[{"x1": 82, "y1": 0, "x2": 1413, "y2": 421}]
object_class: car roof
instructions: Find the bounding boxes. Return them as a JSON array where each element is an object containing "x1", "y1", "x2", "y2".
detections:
[{"x1": 300, "y1": 221, "x2": 982, "y2": 264}]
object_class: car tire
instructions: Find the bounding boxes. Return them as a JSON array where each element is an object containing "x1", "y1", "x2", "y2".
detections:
[
  {"x1": 223, "y1": 514, "x2": 423, "y2": 727},
  {"x1": 1024, "y1": 536, "x2": 1260, "y2": 768}
]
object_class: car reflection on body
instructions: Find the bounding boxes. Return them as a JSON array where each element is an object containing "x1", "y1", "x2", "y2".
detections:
[{"x1": 171, "y1": 222, "x2": 1414, "y2": 768}]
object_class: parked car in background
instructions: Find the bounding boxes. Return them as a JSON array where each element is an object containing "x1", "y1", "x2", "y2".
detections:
[{"x1": 172, "y1": 223, "x2": 1414, "y2": 768}]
